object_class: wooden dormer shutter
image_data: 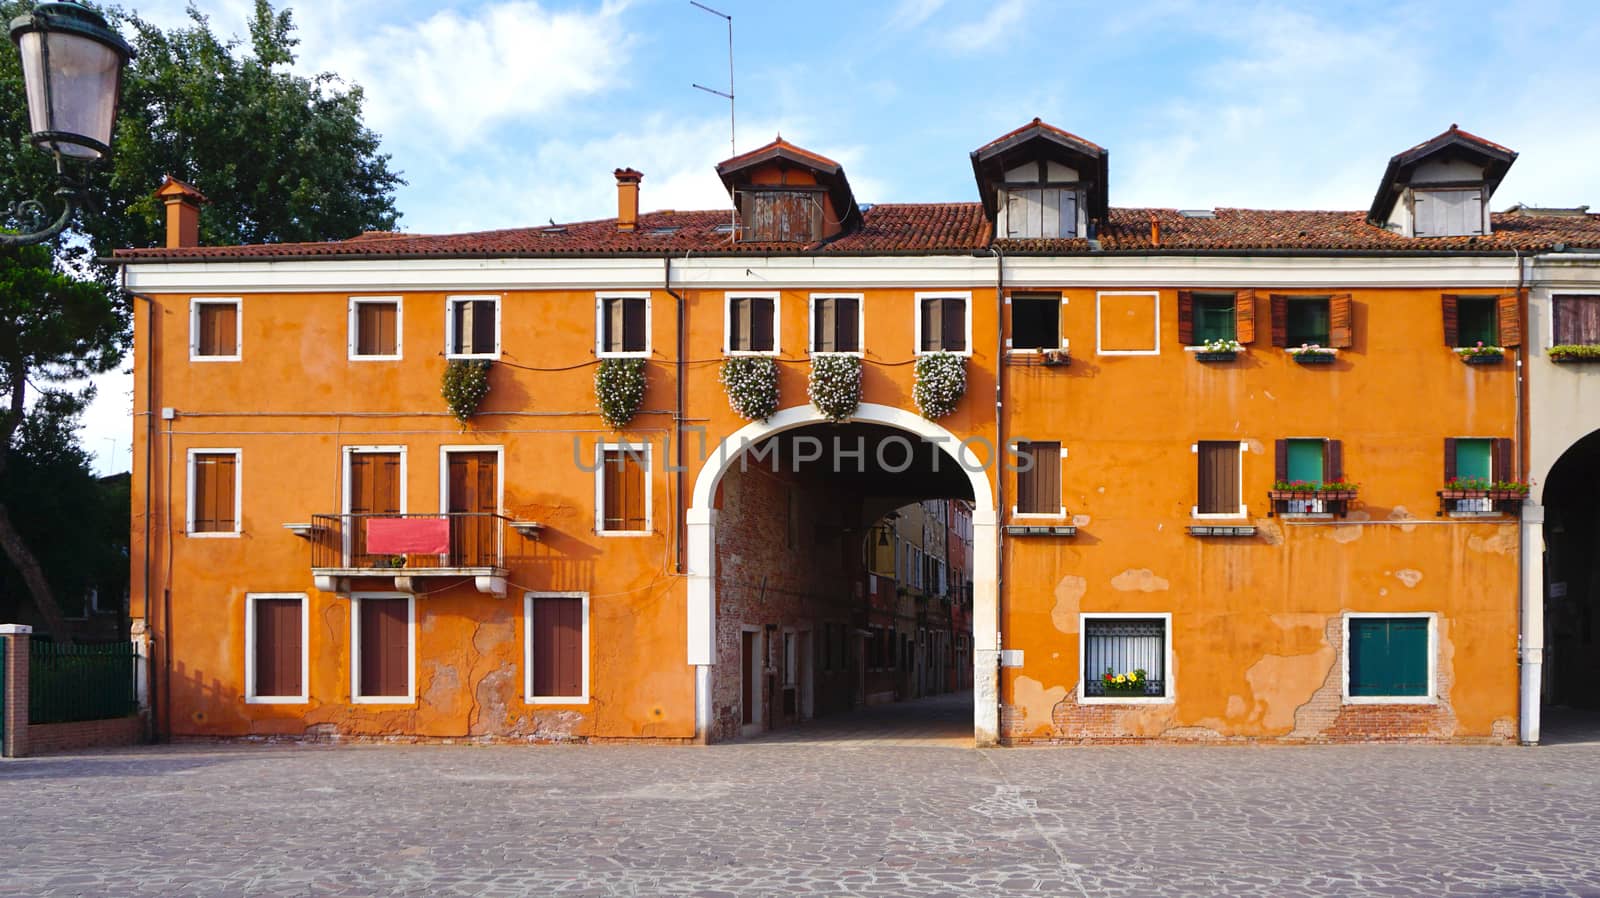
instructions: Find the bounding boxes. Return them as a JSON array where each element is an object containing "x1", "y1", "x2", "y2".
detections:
[
  {"x1": 1235, "y1": 290, "x2": 1256, "y2": 344},
  {"x1": 1270, "y1": 294, "x2": 1289, "y2": 347},
  {"x1": 1497, "y1": 295, "x2": 1521, "y2": 347},
  {"x1": 1329, "y1": 294, "x2": 1354, "y2": 349},
  {"x1": 1441, "y1": 295, "x2": 1460, "y2": 346},
  {"x1": 1177, "y1": 291, "x2": 1195, "y2": 346}
]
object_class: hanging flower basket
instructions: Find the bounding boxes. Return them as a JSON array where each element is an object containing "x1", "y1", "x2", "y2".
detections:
[
  {"x1": 441, "y1": 359, "x2": 492, "y2": 424},
  {"x1": 913, "y1": 352, "x2": 968, "y2": 420},
  {"x1": 595, "y1": 357, "x2": 647, "y2": 429},
  {"x1": 808, "y1": 354, "x2": 862, "y2": 423},
  {"x1": 719, "y1": 356, "x2": 780, "y2": 422}
]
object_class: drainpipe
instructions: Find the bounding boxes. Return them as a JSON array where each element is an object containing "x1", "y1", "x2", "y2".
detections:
[
  {"x1": 121, "y1": 266, "x2": 158, "y2": 739},
  {"x1": 990, "y1": 245, "x2": 1005, "y2": 742},
  {"x1": 1515, "y1": 248, "x2": 1542, "y2": 745},
  {"x1": 664, "y1": 255, "x2": 686, "y2": 574}
]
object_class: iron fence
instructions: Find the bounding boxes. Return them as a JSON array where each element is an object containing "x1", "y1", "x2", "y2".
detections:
[
  {"x1": 309, "y1": 513, "x2": 507, "y2": 570},
  {"x1": 30, "y1": 641, "x2": 137, "y2": 725}
]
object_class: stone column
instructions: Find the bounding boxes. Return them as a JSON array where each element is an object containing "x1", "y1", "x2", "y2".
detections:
[
  {"x1": 971, "y1": 510, "x2": 1000, "y2": 747},
  {"x1": 1, "y1": 624, "x2": 31, "y2": 758}
]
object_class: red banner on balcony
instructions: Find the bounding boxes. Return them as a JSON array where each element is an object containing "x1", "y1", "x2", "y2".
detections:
[{"x1": 365, "y1": 518, "x2": 449, "y2": 555}]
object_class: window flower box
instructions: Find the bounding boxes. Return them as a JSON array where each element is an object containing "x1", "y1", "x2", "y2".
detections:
[
  {"x1": 1437, "y1": 479, "x2": 1528, "y2": 515},
  {"x1": 1286, "y1": 344, "x2": 1336, "y2": 365},
  {"x1": 1547, "y1": 344, "x2": 1600, "y2": 363},
  {"x1": 1192, "y1": 338, "x2": 1243, "y2": 363},
  {"x1": 1268, "y1": 481, "x2": 1359, "y2": 517},
  {"x1": 1455, "y1": 343, "x2": 1505, "y2": 365},
  {"x1": 1096, "y1": 667, "x2": 1149, "y2": 697}
]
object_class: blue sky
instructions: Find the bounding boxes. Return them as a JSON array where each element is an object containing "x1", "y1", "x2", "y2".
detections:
[{"x1": 81, "y1": 0, "x2": 1600, "y2": 471}]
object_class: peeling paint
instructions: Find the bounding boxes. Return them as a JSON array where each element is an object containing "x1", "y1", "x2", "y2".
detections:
[
  {"x1": 1327, "y1": 513, "x2": 1365, "y2": 543},
  {"x1": 1254, "y1": 517, "x2": 1283, "y2": 546},
  {"x1": 1245, "y1": 438, "x2": 1265, "y2": 454},
  {"x1": 1071, "y1": 514, "x2": 1091, "y2": 528},
  {"x1": 1051, "y1": 576, "x2": 1086, "y2": 633},
  {"x1": 1246, "y1": 647, "x2": 1337, "y2": 732},
  {"x1": 1111, "y1": 568, "x2": 1169, "y2": 592},
  {"x1": 1468, "y1": 530, "x2": 1516, "y2": 556},
  {"x1": 1013, "y1": 676, "x2": 1068, "y2": 734},
  {"x1": 1395, "y1": 569, "x2": 1424, "y2": 588},
  {"x1": 1389, "y1": 505, "x2": 1419, "y2": 533}
]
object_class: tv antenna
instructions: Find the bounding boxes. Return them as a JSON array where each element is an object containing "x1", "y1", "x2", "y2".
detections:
[{"x1": 690, "y1": 1, "x2": 735, "y2": 157}]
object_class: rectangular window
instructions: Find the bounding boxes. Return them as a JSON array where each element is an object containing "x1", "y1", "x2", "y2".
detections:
[
  {"x1": 918, "y1": 295, "x2": 969, "y2": 353},
  {"x1": 525, "y1": 592, "x2": 588, "y2": 702},
  {"x1": 1011, "y1": 293, "x2": 1061, "y2": 350},
  {"x1": 1015, "y1": 441, "x2": 1062, "y2": 516},
  {"x1": 190, "y1": 298, "x2": 240, "y2": 360},
  {"x1": 188, "y1": 449, "x2": 240, "y2": 535},
  {"x1": 1455, "y1": 438, "x2": 1493, "y2": 482},
  {"x1": 1444, "y1": 437, "x2": 1513, "y2": 513},
  {"x1": 446, "y1": 295, "x2": 499, "y2": 358},
  {"x1": 1286, "y1": 439, "x2": 1325, "y2": 482},
  {"x1": 350, "y1": 298, "x2": 401, "y2": 359},
  {"x1": 345, "y1": 448, "x2": 404, "y2": 566},
  {"x1": 1414, "y1": 188, "x2": 1484, "y2": 238},
  {"x1": 597, "y1": 445, "x2": 649, "y2": 533},
  {"x1": 1346, "y1": 615, "x2": 1433, "y2": 700},
  {"x1": 741, "y1": 189, "x2": 824, "y2": 242},
  {"x1": 247, "y1": 594, "x2": 306, "y2": 703},
  {"x1": 726, "y1": 294, "x2": 777, "y2": 354},
  {"x1": 599, "y1": 295, "x2": 649, "y2": 356},
  {"x1": 1080, "y1": 616, "x2": 1169, "y2": 700},
  {"x1": 811, "y1": 295, "x2": 861, "y2": 353},
  {"x1": 1193, "y1": 294, "x2": 1236, "y2": 343},
  {"x1": 1456, "y1": 297, "x2": 1497, "y2": 347},
  {"x1": 1553, "y1": 295, "x2": 1600, "y2": 345},
  {"x1": 353, "y1": 595, "x2": 413, "y2": 702},
  {"x1": 1195, "y1": 441, "x2": 1242, "y2": 517},
  {"x1": 1287, "y1": 297, "x2": 1330, "y2": 346},
  {"x1": 1002, "y1": 187, "x2": 1078, "y2": 238}
]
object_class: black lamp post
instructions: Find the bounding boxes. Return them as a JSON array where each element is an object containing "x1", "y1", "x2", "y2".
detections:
[{"x1": 4, "y1": 1, "x2": 132, "y2": 246}]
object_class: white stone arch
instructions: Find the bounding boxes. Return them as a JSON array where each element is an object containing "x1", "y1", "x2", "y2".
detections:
[{"x1": 685, "y1": 402, "x2": 1000, "y2": 745}]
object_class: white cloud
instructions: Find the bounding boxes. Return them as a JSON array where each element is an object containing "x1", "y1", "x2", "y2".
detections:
[
  {"x1": 886, "y1": 0, "x2": 948, "y2": 29},
  {"x1": 932, "y1": 0, "x2": 1030, "y2": 54}
]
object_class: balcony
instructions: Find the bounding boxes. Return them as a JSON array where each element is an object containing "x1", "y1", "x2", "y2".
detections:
[{"x1": 304, "y1": 513, "x2": 512, "y2": 597}]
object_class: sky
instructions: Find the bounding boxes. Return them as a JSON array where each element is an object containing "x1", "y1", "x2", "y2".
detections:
[{"x1": 79, "y1": 0, "x2": 1600, "y2": 474}]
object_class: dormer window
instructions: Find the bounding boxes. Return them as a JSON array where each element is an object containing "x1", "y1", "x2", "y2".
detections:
[
  {"x1": 1413, "y1": 188, "x2": 1485, "y2": 238},
  {"x1": 740, "y1": 189, "x2": 824, "y2": 243},
  {"x1": 1368, "y1": 125, "x2": 1515, "y2": 239},
  {"x1": 998, "y1": 161, "x2": 1080, "y2": 239},
  {"x1": 716, "y1": 138, "x2": 861, "y2": 245},
  {"x1": 972, "y1": 119, "x2": 1108, "y2": 243}
]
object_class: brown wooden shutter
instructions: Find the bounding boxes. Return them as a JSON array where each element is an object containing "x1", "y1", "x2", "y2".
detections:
[
  {"x1": 1016, "y1": 442, "x2": 1060, "y2": 514},
  {"x1": 214, "y1": 303, "x2": 237, "y2": 355},
  {"x1": 604, "y1": 298, "x2": 623, "y2": 352},
  {"x1": 730, "y1": 298, "x2": 750, "y2": 351},
  {"x1": 1492, "y1": 438, "x2": 1514, "y2": 482},
  {"x1": 452, "y1": 300, "x2": 468, "y2": 354},
  {"x1": 751, "y1": 298, "x2": 774, "y2": 352},
  {"x1": 921, "y1": 298, "x2": 939, "y2": 351},
  {"x1": 622, "y1": 298, "x2": 646, "y2": 352},
  {"x1": 1329, "y1": 293, "x2": 1354, "y2": 349},
  {"x1": 1441, "y1": 294, "x2": 1460, "y2": 346},
  {"x1": 814, "y1": 299, "x2": 834, "y2": 352},
  {"x1": 602, "y1": 450, "x2": 623, "y2": 530},
  {"x1": 1270, "y1": 294, "x2": 1289, "y2": 347},
  {"x1": 1497, "y1": 294, "x2": 1521, "y2": 347},
  {"x1": 1443, "y1": 438, "x2": 1458, "y2": 483},
  {"x1": 193, "y1": 453, "x2": 236, "y2": 532},
  {"x1": 942, "y1": 298, "x2": 966, "y2": 352},
  {"x1": 603, "y1": 450, "x2": 646, "y2": 531},
  {"x1": 1234, "y1": 290, "x2": 1256, "y2": 344},
  {"x1": 1176, "y1": 291, "x2": 1194, "y2": 346},
  {"x1": 1274, "y1": 439, "x2": 1288, "y2": 482},
  {"x1": 471, "y1": 300, "x2": 496, "y2": 354},
  {"x1": 837, "y1": 298, "x2": 859, "y2": 351},
  {"x1": 1325, "y1": 439, "x2": 1343, "y2": 482},
  {"x1": 254, "y1": 598, "x2": 301, "y2": 698},
  {"x1": 360, "y1": 599, "x2": 409, "y2": 698},
  {"x1": 1197, "y1": 442, "x2": 1239, "y2": 514},
  {"x1": 531, "y1": 596, "x2": 583, "y2": 698}
]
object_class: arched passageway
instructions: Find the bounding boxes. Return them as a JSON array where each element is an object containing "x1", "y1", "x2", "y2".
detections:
[{"x1": 1541, "y1": 430, "x2": 1600, "y2": 740}]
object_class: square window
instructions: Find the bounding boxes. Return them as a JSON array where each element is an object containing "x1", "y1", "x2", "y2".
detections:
[
  {"x1": 447, "y1": 296, "x2": 499, "y2": 358},
  {"x1": 1286, "y1": 439, "x2": 1325, "y2": 483},
  {"x1": 812, "y1": 295, "x2": 861, "y2": 353},
  {"x1": 188, "y1": 450, "x2": 240, "y2": 535},
  {"x1": 1193, "y1": 294, "x2": 1236, "y2": 343},
  {"x1": 1081, "y1": 616, "x2": 1168, "y2": 700},
  {"x1": 526, "y1": 592, "x2": 588, "y2": 702},
  {"x1": 247, "y1": 594, "x2": 306, "y2": 703},
  {"x1": 353, "y1": 595, "x2": 413, "y2": 702},
  {"x1": 726, "y1": 295, "x2": 777, "y2": 354},
  {"x1": 1287, "y1": 297, "x2": 1330, "y2": 346},
  {"x1": 597, "y1": 445, "x2": 649, "y2": 533},
  {"x1": 600, "y1": 296, "x2": 649, "y2": 356},
  {"x1": 1011, "y1": 294, "x2": 1061, "y2": 350},
  {"x1": 1553, "y1": 295, "x2": 1600, "y2": 346},
  {"x1": 918, "y1": 295, "x2": 969, "y2": 353},
  {"x1": 351, "y1": 298, "x2": 401, "y2": 359},
  {"x1": 191, "y1": 299, "x2": 240, "y2": 360},
  {"x1": 1195, "y1": 441, "x2": 1242, "y2": 517},
  {"x1": 1346, "y1": 615, "x2": 1432, "y2": 700},
  {"x1": 1454, "y1": 438, "x2": 1492, "y2": 482},
  {"x1": 1456, "y1": 297, "x2": 1497, "y2": 347}
]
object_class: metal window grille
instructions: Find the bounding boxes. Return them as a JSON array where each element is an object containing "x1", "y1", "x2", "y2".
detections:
[{"x1": 1082, "y1": 619, "x2": 1166, "y2": 697}]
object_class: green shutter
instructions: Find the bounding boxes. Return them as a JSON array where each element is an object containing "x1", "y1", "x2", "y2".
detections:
[
  {"x1": 1286, "y1": 439, "x2": 1325, "y2": 484},
  {"x1": 1349, "y1": 617, "x2": 1429, "y2": 697},
  {"x1": 1455, "y1": 439, "x2": 1492, "y2": 482}
]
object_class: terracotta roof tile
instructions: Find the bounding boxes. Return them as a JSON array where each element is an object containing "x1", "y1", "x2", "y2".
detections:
[
  {"x1": 113, "y1": 204, "x2": 1600, "y2": 263},
  {"x1": 976, "y1": 117, "x2": 1104, "y2": 154}
]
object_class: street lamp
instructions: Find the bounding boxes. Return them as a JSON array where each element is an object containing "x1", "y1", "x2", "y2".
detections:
[{"x1": 4, "y1": 1, "x2": 132, "y2": 246}]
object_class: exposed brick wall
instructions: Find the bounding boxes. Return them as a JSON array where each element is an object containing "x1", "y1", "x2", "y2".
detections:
[{"x1": 27, "y1": 715, "x2": 143, "y2": 755}]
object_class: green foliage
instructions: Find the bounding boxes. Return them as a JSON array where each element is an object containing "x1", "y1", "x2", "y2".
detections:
[
  {"x1": 595, "y1": 358, "x2": 647, "y2": 429},
  {"x1": 1444, "y1": 478, "x2": 1529, "y2": 494},
  {"x1": 1547, "y1": 344, "x2": 1600, "y2": 361},
  {"x1": 0, "y1": 0, "x2": 403, "y2": 277},
  {"x1": 912, "y1": 352, "x2": 967, "y2": 420},
  {"x1": 807, "y1": 354, "x2": 861, "y2": 423},
  {"x1": 718, "y1": 356, "x2": 779, "y2": 422},
  {"x1": 441, "y1": 359, "x2": 492, "y2": 424}
]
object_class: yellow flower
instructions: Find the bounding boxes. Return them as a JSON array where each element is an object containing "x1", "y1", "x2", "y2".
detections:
[{"x1": 1114, "y1": 674, "x2": 1125, "y2": 684}]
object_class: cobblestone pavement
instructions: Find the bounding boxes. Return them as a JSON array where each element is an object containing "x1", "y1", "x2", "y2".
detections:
[{"x1": 4, "y1": 694, "x2": 1600, "y2": 898}]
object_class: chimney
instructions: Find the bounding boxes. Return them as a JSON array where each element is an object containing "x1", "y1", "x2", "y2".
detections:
[
  {"x1": 1148, "y1": 212, "x2": 1161, "y2": 248},
  {"x1": 155, "y1": 175, "x2": 208, "y2": 248},
  {"x1": 614, "y1": 168, "x2": 642, "y2": 232}
]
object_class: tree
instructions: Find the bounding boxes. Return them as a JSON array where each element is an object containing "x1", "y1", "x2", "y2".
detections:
[{"x1": 0, "y1": 1, "x2": 403, "y2": 638}]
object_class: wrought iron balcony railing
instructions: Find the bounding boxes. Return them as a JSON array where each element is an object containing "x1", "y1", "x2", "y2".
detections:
[{"x1": 308, "y1": 513, "x2": 509, "y2": 571}]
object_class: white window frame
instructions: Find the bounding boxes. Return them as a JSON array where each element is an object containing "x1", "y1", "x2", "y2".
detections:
[
  {"x1": 444, "y1": 294, "x2": 502, "y2": 360},
  {"x1": 1279, "y1": 436, "x2": 1335, "y2": 519},
  {"x1": 1547, "y1": 292, "x2": 1600, "y2": 349},
  {"x1": 185, "y1": 448, "x2": 242, "y2": 538},
  {"x1": 1078, "y1": 612, "x2": 1175, "y2": 706},
  {"x1": 1009, "y1": 439, "x2": 1068, "y2": 519},
  {"x1": 348, "y1": 295, "x2": 404, "y2": 361},
  {"x1": 595, "y1": 292, "x2": 652, "y2": 358},
  {"x1": 1005, "y1": 292, "x2": 1069, "y2": 352},
  {"x1": 523, "y1": 590, "x2": 591, "y2": 705},
  {"x1": 1095, "y1": 291, "x2": 1161, "y2": 356},
  {"x1": 913, "y1": 291, "x2": 974, "y2": 357},
  {"x1": 594, "y1": 441, "x2": 652, "y2": 536},
  {"x1": 350, "y1": 592, "x2": 417, "y2": 705},
  {"x1": 1341, "y1": 612, "x2": 1438, "y2": 705},
  {"x1": 723, "y1": 291, "x2": 781, "y2": 356},
  {"x1": 189, "y1": 297, "x2": 242, "y2": 362},
  {"x1": 1190, "y1": 440, "x2": 1248, "y2": 520},
  {"x1": 439, "y1": 444, "x2": 505, "y2": 564},
  {"x1": 245, "y1": 592, "x2": 309, "y2": 705},
  {"x1": 808, "y1": 292, "x2": 865, "y2": 356}
]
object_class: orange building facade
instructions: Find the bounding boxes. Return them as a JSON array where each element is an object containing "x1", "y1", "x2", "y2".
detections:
[{"x1": 116, "y1": 123, "x2": 1600, "y2": 745}]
